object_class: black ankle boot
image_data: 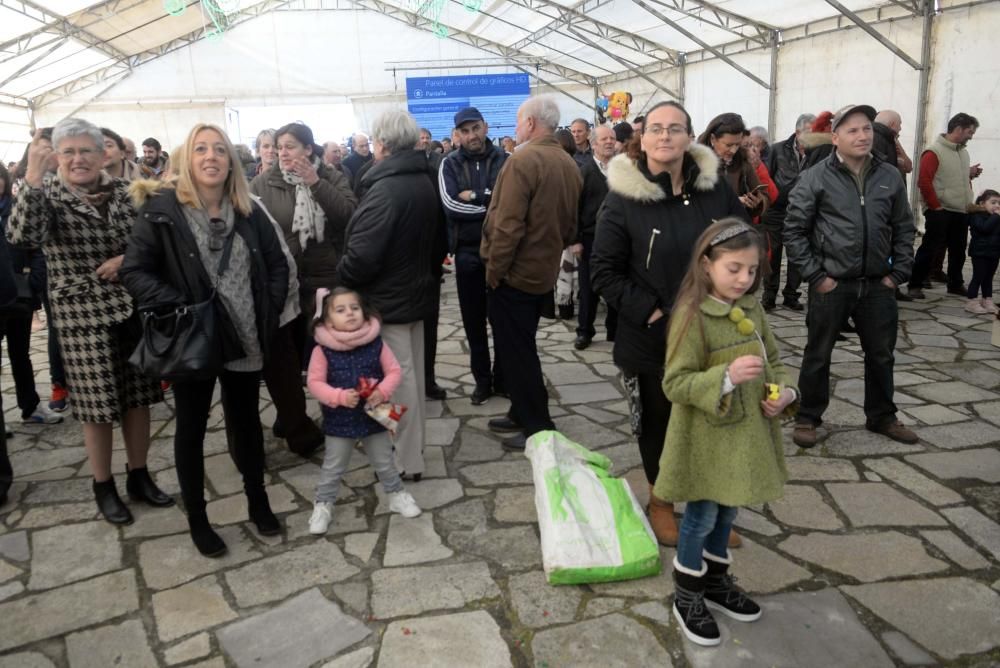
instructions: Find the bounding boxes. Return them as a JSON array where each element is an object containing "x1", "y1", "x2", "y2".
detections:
[
  {"x1": 703, "y1": 552, "x2": 761, "y2": 622},
  {"x1": 672, "y1": 558, "x2": 720, "y2": 647},
  {"x1": 187, "y1": 512, "x2": 227, "y2": 558},
  {"x1": 247, "y1": 489, "x2": 280, "y2": 536},
  {"x1": 93, "y1": 478, "x2": 134, "y2": 525},
  {"x1": 126, "y1": 465, "x2": 175, "y2": 507}
]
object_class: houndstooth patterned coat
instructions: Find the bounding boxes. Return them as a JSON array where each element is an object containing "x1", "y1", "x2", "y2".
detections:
[{"x1": 6, "y1": 173, "x2": 162, "y2": 423}]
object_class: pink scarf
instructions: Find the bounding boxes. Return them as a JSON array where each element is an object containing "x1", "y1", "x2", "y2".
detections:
[{"x1": 313, "y1": 317, "x2": 381, "y2": 351}]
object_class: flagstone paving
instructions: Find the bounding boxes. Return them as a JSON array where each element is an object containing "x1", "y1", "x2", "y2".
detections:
[{"x1": 1, "y1": 277, "x2": 999, "y2": 666}]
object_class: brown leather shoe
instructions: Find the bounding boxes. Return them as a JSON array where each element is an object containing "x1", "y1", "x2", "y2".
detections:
[
  {"x1": 792, "y1": 422, "x2": 818, "y2": 449},
  {"x1": 728, "y1": 529, "x2": 742, "y2": 548},
  {"x1": 867, "y1": 420, "x2": 918, "y2": 444},
  {"x1": 648, "y1": 488, "x2": 678, "y2": 546}
]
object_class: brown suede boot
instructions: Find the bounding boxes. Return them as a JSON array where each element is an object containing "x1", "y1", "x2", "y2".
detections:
[{"x1": 647, "y1": 486, "x2": 678, "y2": 546}]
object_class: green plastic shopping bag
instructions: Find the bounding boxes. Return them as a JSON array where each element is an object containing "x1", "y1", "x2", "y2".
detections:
[{"x1": 525, "y1": 430, "x2": 661, "y2": 585}]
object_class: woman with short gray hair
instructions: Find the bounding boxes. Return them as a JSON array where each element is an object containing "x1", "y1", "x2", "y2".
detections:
[
  {"x1": 6, "y1": 117, "x2": 171, "y2": 525},
  {"x1": 336, "y1": 109, "x2": 445, "y2": 479}
]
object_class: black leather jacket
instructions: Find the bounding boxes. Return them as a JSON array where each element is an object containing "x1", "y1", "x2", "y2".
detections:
[{"x1": 784, "y1": 152, "x2": 915, "y2": 288}]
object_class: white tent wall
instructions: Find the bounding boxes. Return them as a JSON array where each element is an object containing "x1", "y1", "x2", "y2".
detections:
[
  {"x1": 34, "y1": 102, "x2": 227, "y2": 155},
  {"x1": 924, "y1": 2, "x2": 999, "y2": 200},
  {"x1": 1, "y1": 102, "x2": 32, "y2": 165},
  {"x1": 599, "y1": 1, "x2": 999, "y2": 200}
]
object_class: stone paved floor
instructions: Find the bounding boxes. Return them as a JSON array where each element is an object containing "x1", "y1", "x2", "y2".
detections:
[{"x1": 1, "y1": 273, "x2": 999, "y2": 667}]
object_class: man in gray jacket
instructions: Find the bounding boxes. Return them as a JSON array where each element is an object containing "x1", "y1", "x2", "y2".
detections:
[{"x1": 784, "y1": 104, "x2": 917, "y2": 448}]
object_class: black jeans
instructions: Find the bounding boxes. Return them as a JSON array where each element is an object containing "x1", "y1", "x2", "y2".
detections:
[
  {"x1": 635, "y1": 371, "x2": 672, "y2": 485},
  {"x1": 762, "y1": 222, "x2": 802, "y2": 303},
  {"x1": 41, "y1": 290, "x2": 65, "y2": 385},
  {"x1": 0, "y1": 312, "x2": 40, "y2": 418},
  {"x1": 798, "y1": 278, "x2": 898, "y2": 427},
  {"x1": 488, "y1": 283, "x2": 553, "y2": 435},
  {"x1": 577, "y1": 236, "x2": 619, "y2": 340},
  {"x1": 967, "y1": 256, "x2": 998, "y2": 299},
  {"x1": 424, "y1": 278, "x2": 441, "y2": 387},
  {"x1": 909, "y1": 210, "x2": 968, "y2": 291},
  {"x1": 263, "y1": 320, "x2": 323, "y2": 453},
  {"x1": 172, "y1": 370, "x2": 266, "y2": 515},
  {"x1": 0, "y1": 321, "x2": 11, "y2": 500},
  {"x1": 455, "y1": 250, "x2": 503, "y2": 391}
]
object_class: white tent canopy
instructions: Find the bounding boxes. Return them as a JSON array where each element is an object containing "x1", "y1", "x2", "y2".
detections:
[{"x1": 1, "y1": 0, "x2": 998, "y2": 186}]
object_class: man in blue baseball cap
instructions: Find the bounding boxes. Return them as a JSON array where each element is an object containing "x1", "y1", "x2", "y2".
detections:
[{"x1": 438, "y1": 107, "x2": 509, "y2": 405}]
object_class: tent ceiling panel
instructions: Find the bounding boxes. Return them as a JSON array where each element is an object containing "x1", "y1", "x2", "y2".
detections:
[
  {"x1": 3, "y1": 36, "x2": 110, "y2": 96},
  {"x1": 0, "y1": 0, "x2": 949, "y2": 107},
  {"x1": 0, "y1": 9, "x2": 46, "y2": 41}
]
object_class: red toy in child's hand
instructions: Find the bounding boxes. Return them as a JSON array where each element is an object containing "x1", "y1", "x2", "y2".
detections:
[{"x1": 356, "y1": 377, "x2": 379, "y2": 399}]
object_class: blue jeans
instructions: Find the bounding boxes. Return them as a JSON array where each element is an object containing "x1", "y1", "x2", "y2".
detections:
[
  {"x1": 315, "y1": 432, "x2": 403, "y2": 503},
  {"x1": 677, "y1": 500, "x2": 738, "y2": 571}
]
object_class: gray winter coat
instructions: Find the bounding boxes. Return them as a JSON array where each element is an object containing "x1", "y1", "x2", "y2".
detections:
[{"x1": 784, "y1": 152, "x2": 915, "y2": 288}]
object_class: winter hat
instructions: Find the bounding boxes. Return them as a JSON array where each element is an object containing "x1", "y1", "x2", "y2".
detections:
[{"x1": 811, "y1": 111, "x2": 834, "y2": 134}]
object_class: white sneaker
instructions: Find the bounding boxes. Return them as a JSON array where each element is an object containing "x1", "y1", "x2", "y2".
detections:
[
  {"x1": 308, "y1": 502, "x2": 334, "y2": 535},
  {"x1": 388, "y1": 490, "x2": 422, "y2": 518},
  {"x1": 964, "y1": 299, "x2": 988, "y2": 314},
  {"x1": 981, "y1": 298, "x2": 998, "y2": 314},
  {"x1": 23, "y1": 404, "x2": 64, "y2": 424}
]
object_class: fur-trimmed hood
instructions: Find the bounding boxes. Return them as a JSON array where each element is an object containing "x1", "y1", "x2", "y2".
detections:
[
  {"x1": 128, "y1": 178, "x2": 170, "y2": 208},
  {"x1": 606, "y1": 143, "x2": 719, "y2": 203},
  {"x1": 799, "y1": 131, "x2": 832, "y2": 151}
]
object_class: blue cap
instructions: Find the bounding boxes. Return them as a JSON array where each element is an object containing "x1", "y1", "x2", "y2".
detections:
[{"x1": 454, "y1": 107, "x2": 484, "y2": 128}]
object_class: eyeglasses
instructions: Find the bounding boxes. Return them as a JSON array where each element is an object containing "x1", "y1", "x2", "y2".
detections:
[
  {"x1": 59, "y1": 148, "x2": 100, "y2": 159},
  {"x1": 208, "y1": 217, "x2": 227, "y2": 252},
  {"x1": 644, "y1": 124, "x2": 688, "y2": 138}
]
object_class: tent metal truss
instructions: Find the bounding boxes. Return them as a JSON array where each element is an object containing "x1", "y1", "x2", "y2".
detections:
[{"x1": 0, "y1": 0, "x2": 130, "y2": 63}]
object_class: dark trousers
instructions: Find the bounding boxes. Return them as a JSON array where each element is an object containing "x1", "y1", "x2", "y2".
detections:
[
  {"x1": 635, "y1": 371, "x2": 672, "y2": 485},
  {"x1": 909, "y1": 210, "x2": 968, "y2": 290},
  {"x1": 172, "y1": 370, "x2": 266, "y2": 515},
  {"x1": 455, "y1": 251, "x2": 503, "y2": 391},
  {"x1": 0, "y1": 312, "x2": 40, "y2": 418},
  {"x1": 762, "y1": 223, "x2": 802, "y2": 302},
  {"x1": 0, "y1": 321, "x2": 11, "y2": 500},
  {"x1": 424, "y1": 280, "x2": 441, "y2": 387},
  {"x1": 488, "y1": 283, "x2": 553, "y2": 435},
  {"x1": 41, "y1": 290, "x2": 65, "y2": 385},
  {"x1": 967, "y1": 256, "x2": 999, "y2": 299},
  {"x1": 577, "y1": 236, "x2": 619, "y2": 340},
  {"x1": 798, "y1": 278, "x2": 898, "y2": 428},
  {"x1": 263, "y1": 320, "x2": 323, "y2": 453}
]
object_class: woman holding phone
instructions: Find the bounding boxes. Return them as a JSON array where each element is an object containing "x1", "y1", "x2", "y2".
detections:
[{"x1": 698, "y1": 113, "x2": 769, "y2": 219}]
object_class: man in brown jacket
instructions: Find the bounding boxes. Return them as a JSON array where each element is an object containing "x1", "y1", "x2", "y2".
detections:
[{"x1": 481, "y1": 95, "x2": 583, "y2": 450}]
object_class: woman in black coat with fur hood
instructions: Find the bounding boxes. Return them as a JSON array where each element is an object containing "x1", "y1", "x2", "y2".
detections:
[{"x1": 591, "y1": 101, "x2": 746, "y2": 547}]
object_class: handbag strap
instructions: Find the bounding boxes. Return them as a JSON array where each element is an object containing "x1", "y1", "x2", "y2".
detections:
[{"x1": 216, "y1": 229, "x2": 236, "y2": 278}]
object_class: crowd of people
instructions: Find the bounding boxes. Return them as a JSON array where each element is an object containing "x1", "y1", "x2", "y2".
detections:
[{"x1": 0, "y1": 94, "x2": 991, "y2": 649}]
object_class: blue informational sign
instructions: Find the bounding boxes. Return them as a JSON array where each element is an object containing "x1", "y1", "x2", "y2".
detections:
[{"x1": 406, "y1": 73, "x2": 530, "y2": 143}]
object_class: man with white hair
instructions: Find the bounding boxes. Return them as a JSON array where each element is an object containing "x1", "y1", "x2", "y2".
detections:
[
  {"x1": 872, "y1": 110, "x2": 913, "y2": 177},
  {"x1": 480, "y1": 96, "x2": 583, "y2": 450},
  {"x1": 343, "y1": 133, "x2": 371, "y2": 187},
  {"x1": 749, "y1": 126, "x2": 770, "y2": 163}
]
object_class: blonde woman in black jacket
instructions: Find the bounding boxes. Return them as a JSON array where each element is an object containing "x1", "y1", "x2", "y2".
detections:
[{"x1": 122, "y1": 123, "x2": 289, "y2": 558}]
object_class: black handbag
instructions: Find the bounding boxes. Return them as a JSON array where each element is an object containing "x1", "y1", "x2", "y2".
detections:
[{"x1": 129, "y1": 231, "x2": 236, "y2": 381}]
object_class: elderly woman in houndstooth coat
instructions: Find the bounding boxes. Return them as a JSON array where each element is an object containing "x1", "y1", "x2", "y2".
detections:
[{"x1": 5, "y1": 118, "x2": 172, "y2": 525}]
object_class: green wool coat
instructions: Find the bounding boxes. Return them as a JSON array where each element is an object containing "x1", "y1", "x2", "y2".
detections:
[{"x1": 653, "y1": 294, "x2": 798, "y2": 507}]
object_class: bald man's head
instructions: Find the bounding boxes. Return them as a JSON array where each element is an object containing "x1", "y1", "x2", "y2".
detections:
[{"x1": 875, "y1": 110, "x2": 902, "y2": 134}]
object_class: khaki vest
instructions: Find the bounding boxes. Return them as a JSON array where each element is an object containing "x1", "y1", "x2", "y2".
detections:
[{"x1": 924, "y1": 134, "x2": 972, "y2": 213}]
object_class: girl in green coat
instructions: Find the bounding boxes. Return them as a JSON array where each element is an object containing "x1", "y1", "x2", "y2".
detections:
[{"x1": 654, "y1": 218, "x2": 798, "y2": 647}]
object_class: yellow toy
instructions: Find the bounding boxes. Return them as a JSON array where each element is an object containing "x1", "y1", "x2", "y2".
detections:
[
  {"x1": 765, "y1": 383, "x2": 781, "y2": 401},
  {"x1": 607, "y1": 91, "x2": 632, "y2": 122}
]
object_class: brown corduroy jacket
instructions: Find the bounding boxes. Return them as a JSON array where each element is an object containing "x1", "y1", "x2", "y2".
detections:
[{"x1": 480, "y1": 135, "x2": 582, "y2": 294}]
